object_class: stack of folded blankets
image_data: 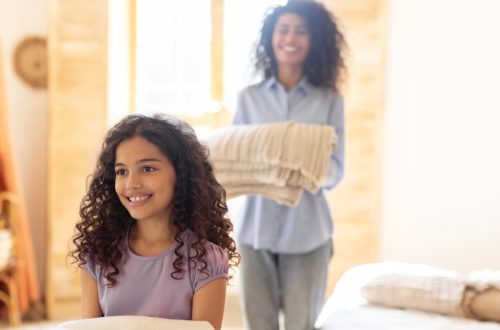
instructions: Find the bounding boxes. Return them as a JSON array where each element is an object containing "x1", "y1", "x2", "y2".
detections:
[{"x1": 204, "y1": 122, "x2": 337, "y2": 206}]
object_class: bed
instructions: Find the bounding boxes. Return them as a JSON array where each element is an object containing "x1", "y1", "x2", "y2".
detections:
[{"x1": 315, "y1": 263, "x2": 500, "y2": 330}]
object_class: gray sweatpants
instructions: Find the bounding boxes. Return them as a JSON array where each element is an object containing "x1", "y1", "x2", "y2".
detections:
[{"x1": 238, "y1": 240, "x2": 333, "y2": 330}]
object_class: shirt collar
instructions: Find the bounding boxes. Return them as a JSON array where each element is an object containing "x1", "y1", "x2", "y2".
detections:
[{"x1": 264, "y1": 76, "x2": 311, "y2": 96}]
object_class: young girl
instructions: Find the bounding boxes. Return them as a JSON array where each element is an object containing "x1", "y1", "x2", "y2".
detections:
[
  {"x1": 71, "y1": 114, "x2": 240, "y2": 330},
  {"x1": 233, "y1": 1, "x2": 347, "y2": 329}
]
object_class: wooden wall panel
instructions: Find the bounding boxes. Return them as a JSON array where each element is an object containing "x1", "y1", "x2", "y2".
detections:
[
  {"x1": 47, "y1": 0, "x2": 108, "y2": 319},
  {"x1": 323, "y1": 0, "x2": 388, "y2": 294}
]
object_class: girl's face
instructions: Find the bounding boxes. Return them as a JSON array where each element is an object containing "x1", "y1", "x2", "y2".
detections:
[
  {"x1": 272, "y1": 13, "x2": 311, "y2": 70},
  {"x1": 114, "y1": 136, "x2": 177, "y2": 223}
]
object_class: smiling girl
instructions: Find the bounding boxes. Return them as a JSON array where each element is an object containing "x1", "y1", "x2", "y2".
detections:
[{"x1": 71, "y1": 114, "x2": 239, "y2": 330}]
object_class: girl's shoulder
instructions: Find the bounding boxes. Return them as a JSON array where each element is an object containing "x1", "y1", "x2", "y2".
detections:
[
  {"x1": 182, "y1": 230, "x2": 229, "y2": 291},
  {"x1": 183, "y1": 230, "x2": 229, "y2": 267}
]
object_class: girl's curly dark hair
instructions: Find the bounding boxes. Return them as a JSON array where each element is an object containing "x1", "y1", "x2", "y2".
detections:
[
  {"x1": 70, "y1": 113, "x2": 240, "y2": 287},
  {"x1": 255, "y1": 0, "x2": 347, "y2": 91}
]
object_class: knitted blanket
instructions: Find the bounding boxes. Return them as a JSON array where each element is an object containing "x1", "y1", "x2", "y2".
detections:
[
  {"x1": 358, "y1": 262, "x2": 500, "y2": 323},
  {"x1": 205, "y1": 122, "x2": 337, "y2": 206}
]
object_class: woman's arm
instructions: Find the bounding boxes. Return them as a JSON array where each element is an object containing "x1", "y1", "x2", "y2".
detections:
[
  {"x1": 192, "y1": 278, "x2": 227, "y2": 330},
  {"x1": 324, "y1": 94, "x2": 345, "y2": 190},
  {"x1": 80, "y1": 269, "x2": 103, "y2": 318}
]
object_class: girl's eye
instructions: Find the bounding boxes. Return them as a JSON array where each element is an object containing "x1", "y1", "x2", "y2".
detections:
[
  {"x1": 143, "y1": 166, "x2": 156, "y2": 173},
  {"x1": 115, "y1": 169, "x2": 127, "y2": 176}
]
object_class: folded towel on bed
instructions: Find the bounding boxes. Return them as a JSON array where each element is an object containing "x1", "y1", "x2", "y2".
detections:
[
  {"x1": 316, "y1": 263, "x2": 500, "y2": 330},
  {"x1": 361, "y1": 270, "x2": 467, "y2": 317},
  {"x1": 205, "y1": 122, "x2": 337, "y2": 206},
  {"x1": 358, "y1": 262, "x2": 500, "y2": 323}
]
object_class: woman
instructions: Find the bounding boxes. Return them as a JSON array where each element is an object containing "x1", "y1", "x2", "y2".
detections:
[{"x1": 233, "y1": 1, "x2": 347, "y2": 329}]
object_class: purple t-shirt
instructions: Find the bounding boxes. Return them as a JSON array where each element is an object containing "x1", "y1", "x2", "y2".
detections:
[{"x1": 83, "y1": 230, "x2": 229, "y2": 320}]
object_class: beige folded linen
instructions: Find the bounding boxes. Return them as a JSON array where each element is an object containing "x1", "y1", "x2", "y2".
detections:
[
  {"x1": 361, "y1": 271, "x2": 467, "y2": 317},
  {"x1": 223, "y1": 183, "x2": 302, "y2": 206},
  {"x1": 359, "y1": 263, "x2": 500, "y2": 323},
  {"x1": 205, "y1": 122, "x2": 337, "y2": 206}
]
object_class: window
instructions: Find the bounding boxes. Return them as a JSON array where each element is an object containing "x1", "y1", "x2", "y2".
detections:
[
  {"x1": 223, "y1": 0, "x2": 285, "y2": 112},
  {"x1": 134, "y1": 0, "x2": 285, "y2": 118},
  {"x1": 136, "y1": 0, "x2": 212, "y2": 116}
]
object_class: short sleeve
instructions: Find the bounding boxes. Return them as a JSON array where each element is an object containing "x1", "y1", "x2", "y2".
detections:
[
  {"x1": 192, "y1": 243, "x2": 229, "y2": 292},
  {"x1": 81, "y1": 255, "x2": 98, "y2": 280}
]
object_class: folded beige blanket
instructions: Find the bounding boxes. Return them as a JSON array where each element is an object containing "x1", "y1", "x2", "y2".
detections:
[
  {"x1": 205, "y1": 122, "x2": 337, "y2": 206},
  {"x1": 359, "y1": 263, "x2": 500, "y2": 323},
  {"x1": 361, "y1": 271, "x2": 467, "y2": 317}
]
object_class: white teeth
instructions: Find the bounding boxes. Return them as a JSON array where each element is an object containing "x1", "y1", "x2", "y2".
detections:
[
  {"x1": 283, "y1": 46, "x2": 298, "y2": 53},
  {"x1": 129, "y1": 195, "x2": 149, "y2": 202}
]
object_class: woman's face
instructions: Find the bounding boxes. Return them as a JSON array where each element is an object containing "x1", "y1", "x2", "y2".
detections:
[
  {"x1": 272, "y1": 13, "x2": 311, "y2": 70},
  {"x1": 114, "y1": 136, "x2": 177, "y2": 223}
]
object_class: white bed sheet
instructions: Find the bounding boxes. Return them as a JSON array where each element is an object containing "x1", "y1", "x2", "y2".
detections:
[
  {"x1": 315, "y1": 263, "x2": 500, "y2": 330},
  {"x1": 318, "y1": 302, "x2": 500, "y2": 330}
]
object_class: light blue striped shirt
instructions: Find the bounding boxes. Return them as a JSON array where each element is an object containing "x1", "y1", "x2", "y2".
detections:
[{"x1": 232, "y1": 77, "x2": 345, "y2": 253}]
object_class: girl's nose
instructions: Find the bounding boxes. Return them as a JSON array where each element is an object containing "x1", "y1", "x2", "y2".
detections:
[{"x1": 126, "y1": 173, "x2": 142, "y2": 189}]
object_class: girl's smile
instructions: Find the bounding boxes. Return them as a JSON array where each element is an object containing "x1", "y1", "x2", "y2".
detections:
[
  {"x1": 126, "y1": 194, "x2": 152, "y2": 205},
  {"x1": 114, "y1": 136, "x2": 177, "y2": 223}
]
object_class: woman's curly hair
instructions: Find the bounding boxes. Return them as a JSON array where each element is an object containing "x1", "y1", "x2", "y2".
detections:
[
  {"x1": 70, "y1": 113, "x2": 240, "y2": 287},
  {"x1": 255, "y1": 0, "x2": 347, "y2": 91}
]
